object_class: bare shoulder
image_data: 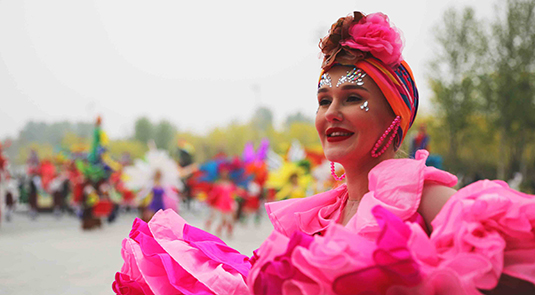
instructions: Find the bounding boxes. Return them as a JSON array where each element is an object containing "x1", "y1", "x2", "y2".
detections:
[{"x1": 418, "y1": 182, "x2": 457, "y2": 232}]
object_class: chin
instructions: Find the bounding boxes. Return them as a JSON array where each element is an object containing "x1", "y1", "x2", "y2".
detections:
[{"x1": 323, "y1": 148, "x2": 350, "y2": 163}]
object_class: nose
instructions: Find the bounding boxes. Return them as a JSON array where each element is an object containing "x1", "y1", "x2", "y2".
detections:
[{"x1": 324, "y1": 101, "x2": 343, "y2": 123}]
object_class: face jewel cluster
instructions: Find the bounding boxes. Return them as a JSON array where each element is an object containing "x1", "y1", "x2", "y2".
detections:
[
  {"x1": 336, "y1": 68, "x2": 366, "y2": 87},
  {"x1": 360, "y1": 100, "x2": 369, "y2": 112},
  {"x1": 318, "y1": 73, "x2": 332, "y2": 88}
]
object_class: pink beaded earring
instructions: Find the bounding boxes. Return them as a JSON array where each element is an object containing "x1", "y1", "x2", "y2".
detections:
[
  {"x1": 371, "y1": 116, "x2": 401, "y2": 158},
  {"x1": 330, "y1": 162, "x2": 345, "y2": 181}
]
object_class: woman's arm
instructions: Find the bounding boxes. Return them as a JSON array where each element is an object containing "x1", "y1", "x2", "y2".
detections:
[{"x1": 418, "y1": 182, "x2": 457, "y2": 232}]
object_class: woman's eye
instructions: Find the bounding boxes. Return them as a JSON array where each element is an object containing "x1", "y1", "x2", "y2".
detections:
[
  {"x1": 346, "y1": 96, "x2": 362, "y2": 102},
  {"x1": 318, "y1": 98, "x2": 331, "y2": 106}
]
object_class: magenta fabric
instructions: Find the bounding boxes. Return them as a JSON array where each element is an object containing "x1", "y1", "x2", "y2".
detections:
[
  {"x1": 113, "y1": 210, "x2": 251, "y2": 295},
  {"x1": 430, "y1": 179, "x2": 535, "y2": 287},
  {"x1": 248, "y1": 206, "x2": 422, "y2": 295}
]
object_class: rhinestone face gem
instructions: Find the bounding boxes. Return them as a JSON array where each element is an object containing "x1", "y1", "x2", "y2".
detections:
[
  {"x1": 336, "y1": 68, "x2": 366, "y2": 87},
  {"x1": 318, "y1": 73, "x2": 332, "y2": 88},
  {"x1": 360, "y1": 100, "x2": 369, "y2": 112}
]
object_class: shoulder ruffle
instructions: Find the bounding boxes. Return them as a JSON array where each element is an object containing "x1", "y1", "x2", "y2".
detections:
[
  {"x1": 265, "y1": 184, "x2": 348, "y2": 236},
  {"x1": 113, "y1": 209, "x2": 251, "y2": 295},
  {"x1": 347, "y1": 149, "x2": 457, "y2": 235}
]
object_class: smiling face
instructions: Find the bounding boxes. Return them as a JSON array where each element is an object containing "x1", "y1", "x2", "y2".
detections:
[{"x1": 315, "y1": 66, "x2": 396, "y2": 167}]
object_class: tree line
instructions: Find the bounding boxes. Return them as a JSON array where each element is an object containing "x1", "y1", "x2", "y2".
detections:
[
  {"x1": 3, "y1": 108, "x2": 317, "y2": 166},
  {"x1": 424, "y1": 0, "x2": 535, "y2": 189}
]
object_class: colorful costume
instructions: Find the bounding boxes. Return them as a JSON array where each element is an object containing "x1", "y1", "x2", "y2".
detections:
[
  {"x1": 124, "y1": 145, "x2": 182, "y2": 222},
  {"x1": 207, "y1": 182, "x2": 237, "y2": 213},
  {"x1": 76, "y1": 117, "x2": 119, "y2": 229}
]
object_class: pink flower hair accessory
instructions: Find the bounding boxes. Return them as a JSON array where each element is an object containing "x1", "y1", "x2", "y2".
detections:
[
  {"x1": 341, "y1": 13, "x2": 403, "y2": 67},
  {"x1": 319, "y1": 12, "x2": 404, "y2": 69}
]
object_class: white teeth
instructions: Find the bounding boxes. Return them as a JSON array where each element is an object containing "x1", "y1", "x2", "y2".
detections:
[{"x1": 329, "y1": 132, "x2": 352, "y2": 137}]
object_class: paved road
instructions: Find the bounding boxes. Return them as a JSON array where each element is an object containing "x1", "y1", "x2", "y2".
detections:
[{"x1": 0, "y1": 204, "x2": 273, "y2": 295}]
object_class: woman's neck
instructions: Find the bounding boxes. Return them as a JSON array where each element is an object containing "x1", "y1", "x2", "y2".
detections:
[
  {"x1": 343, "y1": 159, "x2": 376, "y2": 201},
  {"x1": 339, "y1": 154, "x2": 394, "y2": 226}
]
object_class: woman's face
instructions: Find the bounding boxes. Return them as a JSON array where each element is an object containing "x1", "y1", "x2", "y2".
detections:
[{"x1": 315, "y1": 66, "x2": 396, "y2": 166}]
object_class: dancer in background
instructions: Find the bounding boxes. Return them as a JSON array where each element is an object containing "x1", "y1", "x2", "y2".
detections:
[
  {"x1": 235, "y1": 140, "x2": 269, "y2": 226},
  {"x1": 0, "y1": 140, "x2": 10, "y2": 223},
  {"x1": 205, "y1": 163, "x2": 238, "y2": 237},
  {"x1": 3, "y1": 179, "x2": 18, "y2": 222},
  {"x1": 76, "y1": 117, "x2": 119, "y2": 230},
  {"x1": 409, "y1": 122, "x2": 430, "y2": 158},
  {"x1": 176, "y1": 140, "x2": 197, "y2": 211},
  {"x1": 139, "y1": 170, "x2": 166, "y2": 222},
  {"x1": 124, "y1": 142, "x2": 182, "y2": 223}
]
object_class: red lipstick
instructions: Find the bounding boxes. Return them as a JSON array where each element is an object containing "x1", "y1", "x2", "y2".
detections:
[{"x1": 326, "y1": 127, "x2": 354, "y2": 142}]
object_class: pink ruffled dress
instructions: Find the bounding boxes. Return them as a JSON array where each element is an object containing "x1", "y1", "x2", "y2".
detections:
[{"x1": 113, "y1": 150, "x2": 535, "y2": 294}]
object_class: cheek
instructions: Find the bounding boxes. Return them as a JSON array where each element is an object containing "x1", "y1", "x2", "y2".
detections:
[
  {"x1": 347, "y1": 108, "x2": 371, "y2": 130},
  {"x1": 348, "y1": 109, "x2": 383, "y2": 143}
]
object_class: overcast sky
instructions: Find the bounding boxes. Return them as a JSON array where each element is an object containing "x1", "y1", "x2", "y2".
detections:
[{"x1": 0, "y1": 0, "x2": 495, "y2": 139}]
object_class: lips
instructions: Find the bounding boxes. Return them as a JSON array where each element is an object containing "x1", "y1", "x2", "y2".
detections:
[{"x1": 326, "y1": 127, "x2": 354, "y2": 142}]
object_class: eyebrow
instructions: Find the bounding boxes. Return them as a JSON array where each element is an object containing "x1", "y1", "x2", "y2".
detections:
[
  {"x1": 317, "y1": 84, "x2": 369, "y2": 94},
  {"x1": 340, "y1": 84, "x2": 369, "y2": 92}
]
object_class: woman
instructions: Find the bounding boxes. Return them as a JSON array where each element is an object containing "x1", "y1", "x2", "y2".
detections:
[{"x1": 113, "y1": 11, "x2": 535, "y2": 295}]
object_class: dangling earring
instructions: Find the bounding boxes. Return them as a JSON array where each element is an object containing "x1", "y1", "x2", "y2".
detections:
[
  {"x1": 331, "y1": 162, "x2": 345, "y2": 181},
  {"x1": 371, "y1": 116, "x2": 401, "y2": 158}
]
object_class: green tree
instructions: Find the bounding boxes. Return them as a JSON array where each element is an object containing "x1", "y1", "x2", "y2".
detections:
[
  {"x1": 428, "y1": 7, "x2": 488, "y2": 173},
  {"x1": 18, "y1": 121, "x2": 48, "y2": 144},
  {"x1": 284, "y1": 111, "x2": 313, "y2": 128},
  {"x1": 154, "y1": 120, "x2": 177, "y2": 150},
  {"x1": 251, "y1": 106, "x2": 273, "y2": 133},
  {"x1": 134, "y1": 117, "x2": 154, "y2": 144},
  {"x1": 487, "y1": 0, "x2": 535, "y2": 179}
]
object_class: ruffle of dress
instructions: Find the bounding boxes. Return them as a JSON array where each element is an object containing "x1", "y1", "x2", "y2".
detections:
[
  {"x1": 248, "y1": 179, "x2": 535, "y2": 295},
  {"x1": 248, "y1": 206, "x2": 423, "y2": 295},
  {"x1": 112, "y1": 209, "x2": 251, "y2": 295},
  {"x1": 265, "y1": 149, "x2": 458, "y2": 238}
]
